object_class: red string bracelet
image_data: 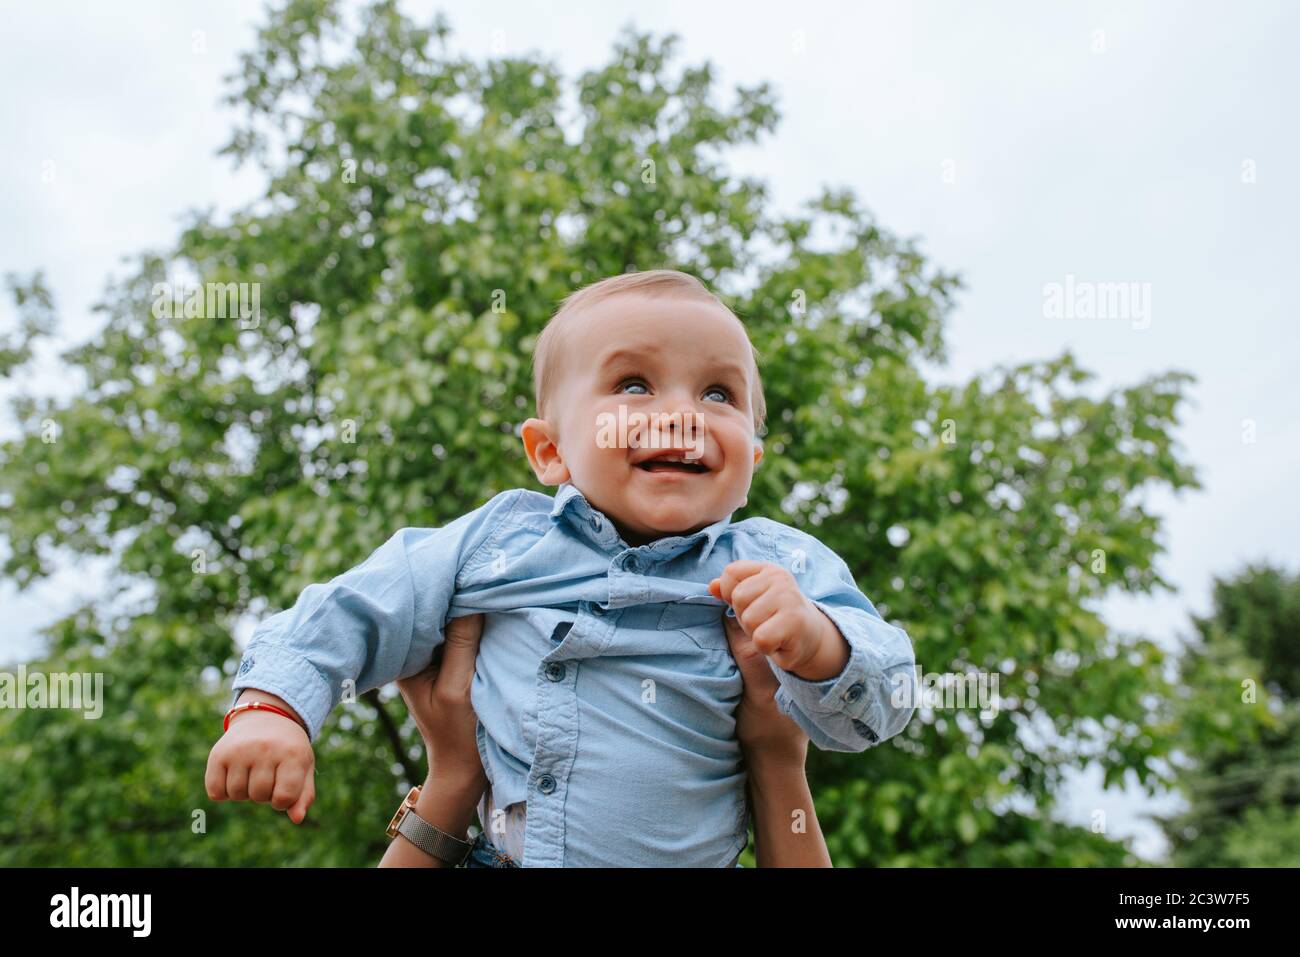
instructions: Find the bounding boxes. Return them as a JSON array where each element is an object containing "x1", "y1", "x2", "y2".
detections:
[{"x1": 224, "y1": 700, "x2": 305, "y2": 734}]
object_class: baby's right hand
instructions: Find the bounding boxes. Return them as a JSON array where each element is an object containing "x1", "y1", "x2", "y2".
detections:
[{"x1": 205, "y1": 692, "x2": 316, "y2": 824}]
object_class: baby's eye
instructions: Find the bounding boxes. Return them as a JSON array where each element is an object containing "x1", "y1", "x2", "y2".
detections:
[
  {"x1": 617, "y1": 378, "x2": 649, "y2": 395},
  {"x1": 703, "y1": 386, "x2": 733, "y2": 403}
]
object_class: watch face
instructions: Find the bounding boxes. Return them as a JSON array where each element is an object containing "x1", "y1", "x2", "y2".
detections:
[
  {"x1": 385, "y1": 805, "x2": 406, "y2": 838},
  {"x1": 385, "y1": 786, "x2": 421, "y2": 838}
]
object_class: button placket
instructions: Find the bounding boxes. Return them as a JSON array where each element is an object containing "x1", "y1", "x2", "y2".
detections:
[{"x1": 526, "y1": 630, "x2": 583, "y2": 867}]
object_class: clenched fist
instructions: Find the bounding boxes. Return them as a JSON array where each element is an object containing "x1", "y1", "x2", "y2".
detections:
[
  {"x1": 708, "y1": 560, "x2": 848, "y2": 680},
  {"x1": 205, "y1": 690, "x2": 316, "y2": 824}
]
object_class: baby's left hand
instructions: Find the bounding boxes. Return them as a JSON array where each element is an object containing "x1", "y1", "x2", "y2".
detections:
[{"x1": 708, "y1": 560, "x2": 846, "y2": 679}]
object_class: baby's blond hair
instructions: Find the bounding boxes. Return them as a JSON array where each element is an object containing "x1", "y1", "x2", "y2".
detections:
[{"x1": 531, "y1": 269, "x2": 766, "y2": 434}]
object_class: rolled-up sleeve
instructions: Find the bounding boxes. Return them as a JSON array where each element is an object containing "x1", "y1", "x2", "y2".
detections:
[
  {"x1": 766, "y1": 530, "x2": 918, "y2": 753},
  {"x1": 229, "y1": 489, "x2": 523, "y2": 741}
]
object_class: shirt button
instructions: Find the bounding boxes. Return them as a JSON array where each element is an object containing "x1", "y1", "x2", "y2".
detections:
[
  {"x1": 852, "y1": 719, "x2": 879, "y2": 743},
  {"x1": 845, "y1": 682, "x2": 865, "y2": 703},
  {"x1": 591, "y1": 515, "x2": 602, "y2": 531},
  {"x1": 544, "y1": 662, "x2": 566, "y2": 682},
  {"x1": 624, "y1": 556, "x2": 640, "y2": 573},
  {"x1": 591, "y1": 603, "x2": 606, "y2": 617},
  {"x1": 537, "y1": 773, "x2": 557, "y2": 794}
]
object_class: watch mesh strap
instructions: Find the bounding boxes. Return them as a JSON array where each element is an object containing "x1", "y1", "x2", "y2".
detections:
[{"x1": 396, "y1": 809, "x2": 473, "y2": 866}]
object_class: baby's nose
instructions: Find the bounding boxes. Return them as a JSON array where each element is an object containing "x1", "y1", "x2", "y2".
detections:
[
  {"x1": 648, "y1": 399, "x2": 707, "y2": 447},
  {"x1": 662, "y1": 396, "x2": 697, "y2": 424}
]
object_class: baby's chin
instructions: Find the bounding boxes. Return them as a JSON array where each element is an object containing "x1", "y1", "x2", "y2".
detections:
[{"x1": 618, "y1": 507, "x2": 727, "y2": 542}]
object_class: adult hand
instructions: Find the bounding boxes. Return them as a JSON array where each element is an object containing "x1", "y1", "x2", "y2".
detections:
[
  {"x1": 395, "y1": 613, "x2": 489, "y2": 795},
  {"x1": 722, "y1": 611, "x2": 831, "y2": 866},
  {"x1": 722, "y1": 612, "x2": 810, "y2": 769}
]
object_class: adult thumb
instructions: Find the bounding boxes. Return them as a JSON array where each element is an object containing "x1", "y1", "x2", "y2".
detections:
[{"x1": 440, "y1": 613, "x2": 484, "y2": 686}]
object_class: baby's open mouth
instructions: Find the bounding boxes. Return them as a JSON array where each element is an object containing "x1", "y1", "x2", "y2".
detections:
[{"x1": 634, "y1": 452, "x2": 710, "y2": 474}]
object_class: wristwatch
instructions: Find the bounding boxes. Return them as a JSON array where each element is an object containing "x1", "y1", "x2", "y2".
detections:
[{"x1": 385, "y1": 785, "x2": 475, "y2": 866}]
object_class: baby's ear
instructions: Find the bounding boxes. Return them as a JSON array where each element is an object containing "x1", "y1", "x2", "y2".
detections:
[
  {"x1": 521, "y1": 417, "x2": 569, "y2": 485},
  {"x1": 752, "y1": 436, "x2": 764, "y2": 467}
]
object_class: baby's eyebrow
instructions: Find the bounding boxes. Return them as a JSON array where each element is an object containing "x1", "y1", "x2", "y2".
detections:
[
  {"x1": 706, "y1": 360, "x2": 750, "y2": 385},
  {"x1": 597, "y1": 347, "x2": 659, "y2": 370}
]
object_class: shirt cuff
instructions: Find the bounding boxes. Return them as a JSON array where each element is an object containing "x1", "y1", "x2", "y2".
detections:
[
  {"x1": 773, "y1": 600, "x2": 878, "y2": 716},
  {"x1": 229, "y1": 639, "x2": 334, "y2": 743}
]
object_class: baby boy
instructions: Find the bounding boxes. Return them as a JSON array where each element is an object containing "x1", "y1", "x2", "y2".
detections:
[{"x1": 208, "y1": 268, "x2": 918, "y2": 866}]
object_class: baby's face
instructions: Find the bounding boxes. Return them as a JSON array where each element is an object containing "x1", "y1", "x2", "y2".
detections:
[{"x1": 522, "y1": 293, "x2": 762, "y2": 546}]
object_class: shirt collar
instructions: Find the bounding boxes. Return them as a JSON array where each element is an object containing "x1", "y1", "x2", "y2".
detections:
[{"x1": 549, "y1": 482, "x2": 731, "y2": 561}]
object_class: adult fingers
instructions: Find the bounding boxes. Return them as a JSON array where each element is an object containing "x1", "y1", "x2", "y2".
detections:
[
  {"x1": 438, "y1": 614, "x2": 484, "y2": 690},
  {"x1": 723, "y1": 613, "x2": 777, "y2": 690}
]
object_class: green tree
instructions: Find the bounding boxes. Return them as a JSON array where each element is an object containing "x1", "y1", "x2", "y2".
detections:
[
  {"x1": 1, "y1": 0, "x2": 1203, "y2": 865},
  {"x1": 1159, "y1": 564, "x2": 1299, "y2": 866}
]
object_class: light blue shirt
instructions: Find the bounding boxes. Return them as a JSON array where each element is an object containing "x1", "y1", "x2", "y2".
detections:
[{"x1": 230, "y1": 482, "x2": 918, "y2": 866}]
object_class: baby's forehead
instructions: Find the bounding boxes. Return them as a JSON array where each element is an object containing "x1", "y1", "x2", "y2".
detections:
[{"x1": 563, "y1": 293, "x2": 753, "y2": 359}]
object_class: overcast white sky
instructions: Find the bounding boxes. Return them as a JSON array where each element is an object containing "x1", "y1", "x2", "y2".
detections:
[{"x1": 2, "y1": 0, "x2": 1297, "y2": 861}]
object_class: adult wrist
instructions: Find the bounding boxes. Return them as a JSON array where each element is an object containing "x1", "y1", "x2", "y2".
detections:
[
  {"x1": 412, "y1": 775, "x2": 482, "y2": 842},
  {"x1": 743, "y1": 746, "x2": 808, "y2": 781},
  {"x1": 423, "y1": 762, "x2": 487, "y2": 802}
]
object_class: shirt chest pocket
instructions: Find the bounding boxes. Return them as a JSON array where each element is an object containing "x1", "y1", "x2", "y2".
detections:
[{"x1": 656, "y1": 598, "x2": 730, "y2": 653}]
